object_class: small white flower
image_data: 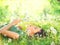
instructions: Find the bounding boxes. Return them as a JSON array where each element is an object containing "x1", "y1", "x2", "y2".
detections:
[
  {"x1": 8, "y1": 38, "x2": 12, "y2": 43},
  {"x1": 4, "y1": 43, "x2": 8, "y2": 45},
  {"x1": 40, "y1": 35, "x2": 42, "y2": 37},
  {"x1": 51, "y1": 41, "x2": 55, "y2": 45},
  {"x1": 50, "y1": 26, "x2": 57, "y2": 35},
  {"x1": 20, "y1": 22, "x2": 23, "y2": 24},
  {"x1": 47, "y1": 29, "x2": 50, "y2": 32},
  {"x1": 21, "y1": 32, "x2": 24, "y2": 35}
]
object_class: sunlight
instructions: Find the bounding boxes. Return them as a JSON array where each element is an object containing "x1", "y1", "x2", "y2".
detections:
[
  {"x1": 1, "y1": 0, "x2": 50, "y2": 16},
  {"x1": 0, "y1": 0, "x2": 50, "y2": 20}
]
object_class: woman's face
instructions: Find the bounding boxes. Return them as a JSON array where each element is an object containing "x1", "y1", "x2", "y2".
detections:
[{"x1": 27, "y1": 25, "x2": 41, "y2": 36}]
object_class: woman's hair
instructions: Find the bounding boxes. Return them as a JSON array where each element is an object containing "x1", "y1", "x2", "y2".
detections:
[{"x1": 34, "y1": 29, "x2": 47, "y2": 37}]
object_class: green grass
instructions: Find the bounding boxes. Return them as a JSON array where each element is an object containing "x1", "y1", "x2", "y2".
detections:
[{"x1": 0, "y1": 18, "x2": 60, "y2": 45}]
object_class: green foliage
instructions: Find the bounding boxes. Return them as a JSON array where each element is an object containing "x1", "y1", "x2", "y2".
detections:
[
  {"x1": 0, "y1": 19, "x2": 60, "y2": 45},
  {"x1": 0, "y1": 6, "x2": 10, "y2": 24},
  {"x1": 48, "y1": 0, "x2": 60, "y2": 15}
]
